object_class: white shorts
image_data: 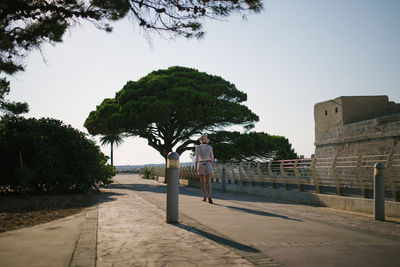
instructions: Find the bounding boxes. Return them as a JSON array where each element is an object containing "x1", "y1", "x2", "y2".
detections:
[{"x1": 197, "y1": 161, "x2": 213, "y2": 175}]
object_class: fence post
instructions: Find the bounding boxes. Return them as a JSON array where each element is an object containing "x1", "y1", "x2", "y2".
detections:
[
  {"x1": 268, "y1": 161, "x2": 275, "y2": 188},
  {"x1": 221, "y1": 166, "x2": 227, "y2": 193},
  {"x1": 256, "y1": 162, "x2": 264, "y2": 186},
  {"x1": 229, "y1": 164, "x2": 234, "y2": 184},
  {"x1": 374, "y1": 162, "x2": 385, "y2": 221},
  {"x1": 356, "y1": 155, "x2": 367, "y2": 198},
  {"x1": 190, "y1": 166, "x2": 197, "y2": 181},
  {"x1": 280, "y1": 160, "x2": 288, "y2": 189},
  {"x1": 310, "y1": 157, "x2": 320, "y2": 193},
  {"x1": 239, "y1": 162, "x2": 245, "y2": 185},
  {"x1": 385, "y1": 151, "x2": 398, "y2": 201},
  {"x1": 247, "y1": 162, "x2": 254, "y2": 185},
  {"x1": 166, "y1": 152, "x2": 179, "y2": 223},
  {"x1": 180, "y1": 166, "x2": 184, "y2": 180},
  {"x1": 294, "y1": 159, "x2": 302, "y2": 191},
  {"x1": 332, "y1": 155, "x2": 342, "y2": 196}
]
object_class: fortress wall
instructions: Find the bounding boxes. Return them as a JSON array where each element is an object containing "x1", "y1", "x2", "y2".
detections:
[
  {"x1": 314, "y1": 95, "x2": 400, "y2": 158},
  {"x1": 315, "y1": 113, "x2": 400, "y2": 158},
  {"x1": 341, "y1": 96, "x2": 389, "y2": 124},
  {"x1": 388, "y1": 101, "x2": 400, "y2": 113}
]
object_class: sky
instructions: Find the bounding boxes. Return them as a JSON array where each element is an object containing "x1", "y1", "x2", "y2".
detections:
[{"x1": 6, "y1": 0, "x2": 400, "y2": 165}]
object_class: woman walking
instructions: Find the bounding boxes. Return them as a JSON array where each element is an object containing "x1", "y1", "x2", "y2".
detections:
[{"x1": 195, "y1": 133, "x2": 214, "y2": 204}]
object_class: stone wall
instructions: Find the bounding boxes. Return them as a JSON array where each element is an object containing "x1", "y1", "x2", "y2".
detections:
[
  {"x1": 314, "y1": 96, "x2": 400, "y2": 158},
  {"x1": 315, "y1": 113, "x2": 400, "y2": 158}
]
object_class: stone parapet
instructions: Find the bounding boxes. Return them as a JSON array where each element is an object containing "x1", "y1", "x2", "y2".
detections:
[{"x1": 315, "y1": 113, "x2": 400, "y2": 151}]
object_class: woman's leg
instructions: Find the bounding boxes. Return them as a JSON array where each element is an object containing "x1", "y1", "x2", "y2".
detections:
[
  {"x1": 199, "y1": 174, "x2": 206, "y2": 201},
  {"x1": 205, "y1": 173, "x2": 212, "y2": 202}
]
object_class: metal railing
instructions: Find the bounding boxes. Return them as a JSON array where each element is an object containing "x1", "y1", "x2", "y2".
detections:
[{"x1": 157, "y1": 153, "x2": 400, "y2": 201}]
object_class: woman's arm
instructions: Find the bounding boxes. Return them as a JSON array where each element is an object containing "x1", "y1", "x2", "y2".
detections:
[
  {"x1": 209, "y1": 146, "x2": 214, "y2": 168},
  {"x1": 195, "y1": 146, "x2": 199, "y2": 173}
]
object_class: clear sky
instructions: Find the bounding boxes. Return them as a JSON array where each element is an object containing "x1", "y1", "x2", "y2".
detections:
[{"x1": 7, "y1": 0, "x2": 400, "y2": 165}]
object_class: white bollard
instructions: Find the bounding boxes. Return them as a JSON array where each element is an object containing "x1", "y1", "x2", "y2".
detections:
[{"x1": 166, "y1": 152, "x2": 179, "y2": 223}]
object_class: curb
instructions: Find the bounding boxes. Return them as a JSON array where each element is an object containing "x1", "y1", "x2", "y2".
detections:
[{"x1": 69, "y1": 207, "x2": 98, "y2": 267}]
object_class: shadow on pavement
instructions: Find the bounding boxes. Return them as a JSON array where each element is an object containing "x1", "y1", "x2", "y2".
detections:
[
  {"x1": 108, "y1": 183, "x2": 199, "y2": 198},
  {"x1": 173, "y1": 223, "x2": 260, "y2": 253},
  {"x1": 220, "y1": 205, "x2": 303, "y2": 222},
  {"x1": 104, "y1": 182, "x2": 303, "y2": 221},
  {"x1": 108, "y1": 183, "x2": 166, "y2": 193},
  {"x1": 110, "y1": 181, "x2": 315, "y2": 208},
  {"x1": 95, "y1": 190, "x2": 126, "y2": 205}
]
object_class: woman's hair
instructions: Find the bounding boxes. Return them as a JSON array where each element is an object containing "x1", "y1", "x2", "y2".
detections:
[{"x1": 199, "y1": 133, "x2": 208, "y2": 144}]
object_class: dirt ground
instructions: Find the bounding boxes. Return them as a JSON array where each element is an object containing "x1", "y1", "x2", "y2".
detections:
[{"x1": 0, "y1": 193, "x2": 97, "y2": 233}]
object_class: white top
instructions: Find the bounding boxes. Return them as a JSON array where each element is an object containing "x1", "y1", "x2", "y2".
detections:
[{"x1": 195, "y1": 144, "x2": 214, "y2": 163}]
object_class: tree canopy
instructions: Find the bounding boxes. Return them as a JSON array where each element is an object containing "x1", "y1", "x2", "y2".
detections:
[
  {"x1": 1, "y1": 0, "x2": 263, "y2": 75},
  {"x1": 0, "y1": 0, "x2": 128, "y2": 75},
  {"x1": 0, "y1": 78, "x2": 29, "y2": 116},
  {"x1": 85, "y1": 66, "x2": 259, "y2": 160},
  {"x1": 209, "y1": 131, "x2": 298, "y2": 163}
]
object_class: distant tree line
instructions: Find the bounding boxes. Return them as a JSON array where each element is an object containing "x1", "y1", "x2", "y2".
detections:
[{"x1": 209, "y1": 131, "x2": 297, "y2": 163}]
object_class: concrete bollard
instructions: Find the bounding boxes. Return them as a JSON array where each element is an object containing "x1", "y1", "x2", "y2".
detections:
[
  {"x1": 221, "y1": 166, "x2": 227, "y2": 193},
  {"x1": 166, "y1": 152, "x2": 179, "y2": 223},
  {"x1": 374, "y1": 162, "x2": 385, "y2": 221}
]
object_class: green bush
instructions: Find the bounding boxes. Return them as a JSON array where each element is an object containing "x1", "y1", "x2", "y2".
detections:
[
  {"x1": 141, "y1": 166, "x2": 155, "y2": 179},
  {"x1": 0, "y1": 116, "x2": 116, "y2": 193}
]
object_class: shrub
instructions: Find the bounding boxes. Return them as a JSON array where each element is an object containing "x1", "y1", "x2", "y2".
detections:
[
  {"x1": 0, "y1": 116, "x2": 116, "y2": 194},
  {"x1": 141, "y1": 166, "x2": 155, "y2": 179}
]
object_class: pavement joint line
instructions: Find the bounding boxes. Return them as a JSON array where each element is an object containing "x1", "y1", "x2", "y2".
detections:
[
  {"x1": 118, "y1": 180, "x2": 285, "y2": 267},
  {"x1": 69, "y1": 206, "x2": 98, "y2": 267}
]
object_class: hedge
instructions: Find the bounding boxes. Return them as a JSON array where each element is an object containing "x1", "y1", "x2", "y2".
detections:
[{"x1": 0, "y1": 116, "x2": 115, "y2": 193}]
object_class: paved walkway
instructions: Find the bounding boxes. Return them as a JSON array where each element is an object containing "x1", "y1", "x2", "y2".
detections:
[
  {"x1": 0, "y1": 210, "x2": 88, "y2": 267},
  {"x1": 1, "y1": 173, "x2": 400, "y2": 267}
]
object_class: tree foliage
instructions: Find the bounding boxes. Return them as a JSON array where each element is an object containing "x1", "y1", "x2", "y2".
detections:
[
  {"x1": 1, "y1": 0, "x2": 263, "y2": 75},
  {"x1": 85, "y1": 66, "x2": 259, "y2": 160},
  {"x1": 0, "y1": 0, "x2": 128, "y2": 75},
  {"x1": 0, "y1": 78, "x2": 29, "y2": 116},
  {"x1": 0, "y1": 116, "x2": 115, "y2": 194},
  {"x1": 84, "y1": 98, "x2": 121, "y2": 135},
  {"x1": 209, "y1": 131, "x2": 298, "y2": 163}
]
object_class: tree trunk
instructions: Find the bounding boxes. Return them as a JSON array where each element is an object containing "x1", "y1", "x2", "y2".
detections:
[
  {"x1": 19, "y1": 150, "x2": 24, "y2": 168},
  {"x1": 111, "y1": 142, "x2": 114, "y2": 166},
  {"x1": 164, "y1": 156, "x2": 168, "y2": 183}
]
